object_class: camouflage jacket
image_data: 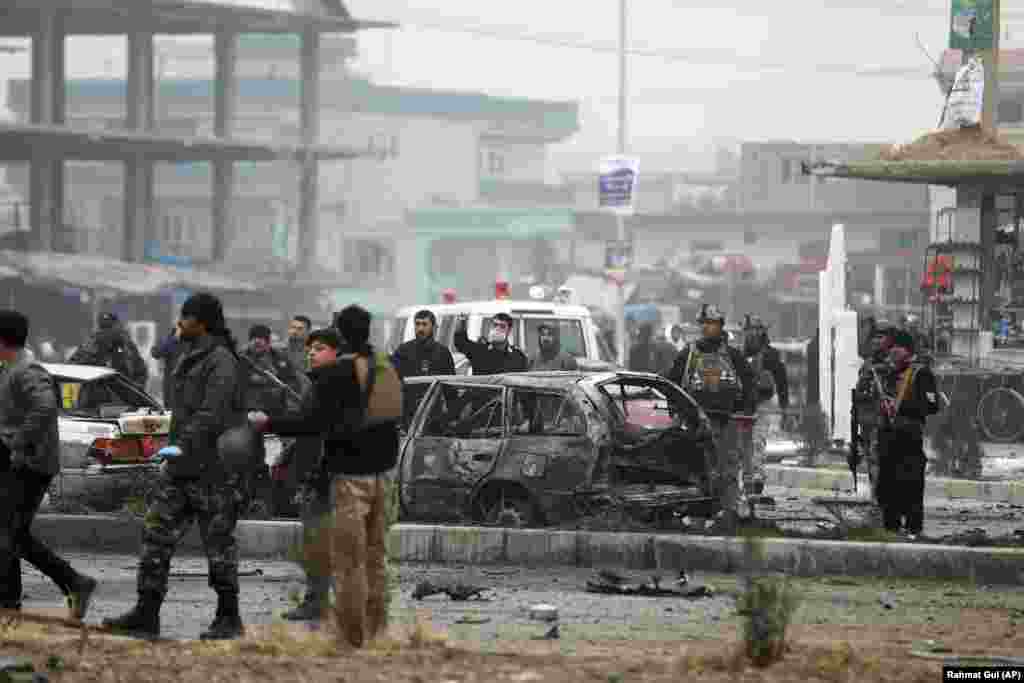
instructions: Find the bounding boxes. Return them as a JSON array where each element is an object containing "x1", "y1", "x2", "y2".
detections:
[{"x1": 0, "y1": 351, "x2": 60, "y2": 476}]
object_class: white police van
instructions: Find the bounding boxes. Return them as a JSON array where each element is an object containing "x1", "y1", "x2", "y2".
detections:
[{"x1": 389, "y1": 298, "x2": 618, "y2": 374}]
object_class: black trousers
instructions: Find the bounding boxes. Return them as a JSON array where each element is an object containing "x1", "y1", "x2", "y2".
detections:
[
  {"x1": 876, "y1": 428, "x2": 927, "y2": 535},
  {"x1": 0, "y1": 467, "x2": 79, "y2": 608}
]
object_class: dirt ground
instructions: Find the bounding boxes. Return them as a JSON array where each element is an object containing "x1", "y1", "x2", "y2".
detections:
[{"x1": 2, "y1": 590, "x2": 1022, "y2": 682}]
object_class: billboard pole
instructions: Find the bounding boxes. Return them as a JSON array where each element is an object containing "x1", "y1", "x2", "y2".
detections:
[{"x1": 616, "y1": 0, "x2": 628, "y2": 367}]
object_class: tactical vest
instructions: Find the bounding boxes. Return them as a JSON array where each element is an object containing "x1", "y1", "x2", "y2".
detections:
[{"x1": 683, "y1": 345, "x2": 743, "y2": 415}]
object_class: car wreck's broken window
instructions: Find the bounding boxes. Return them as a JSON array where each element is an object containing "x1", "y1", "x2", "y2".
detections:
[
  {"x1": 509, "y1": 390, "x2": 586, "y2": 436},
  {"x1": 422, "y1": 384, "x2": 504, "y2": 438},
  {"x1": 598, "y1": 379, "x2": 697, "y2": 435}
]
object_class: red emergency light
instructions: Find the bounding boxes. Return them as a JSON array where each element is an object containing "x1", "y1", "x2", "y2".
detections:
[
  {"x1": 442, "y1": 288, "x2": 457, "y2": 304},
  {"x1": 495, "y1": 280, "x2": 510, "y2": 300}
]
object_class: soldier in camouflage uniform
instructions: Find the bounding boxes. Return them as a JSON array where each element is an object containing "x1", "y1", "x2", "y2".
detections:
[
  {"x1": 741, "y1": 314, "x2": 789, "y2": 499},
  {"x1": 103, "y1": 293, "x2": 247, "y2": 641},
  {"x1": 664, "y1": 304, "x2": 755, "y2": 523},
  {"x1": 852, "y1": 321, "x2": 897, "y2": 507}
]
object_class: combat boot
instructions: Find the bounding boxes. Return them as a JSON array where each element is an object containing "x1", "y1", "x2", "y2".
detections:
[
  {"x1": 200, "y1": 591, "x2": 244, "y2": 640},
  {"x1": 67, "y1": 573, "x2": 98, "y2": 621},
  {"x1": 102, "y1": 592, "x2": 162, "y2": 639}
]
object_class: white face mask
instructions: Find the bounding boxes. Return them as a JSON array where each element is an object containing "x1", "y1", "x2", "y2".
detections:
[{"x1": 488, "y1": 327, "x2": 509, "y2": 345}]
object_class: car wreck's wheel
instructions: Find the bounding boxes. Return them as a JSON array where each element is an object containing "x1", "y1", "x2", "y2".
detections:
[{"x1": 478, "y1": 489, "x2": 542, "y2": 528}]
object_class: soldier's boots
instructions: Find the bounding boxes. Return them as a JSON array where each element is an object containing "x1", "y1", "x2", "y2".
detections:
[
  {"x1": 67, "y1": 573, "x2": 98, "y2": 621},
  {"x1": 200, "y1": 591, "x2": 244, "y2": 640},
  {"x1": 102, "y1": 592, "x2": 162, "y2": 639}
]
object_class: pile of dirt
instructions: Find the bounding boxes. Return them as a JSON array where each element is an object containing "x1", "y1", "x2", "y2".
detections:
[{"x1": 881, "y1": 126, "x2": 1024, "y2": 162}]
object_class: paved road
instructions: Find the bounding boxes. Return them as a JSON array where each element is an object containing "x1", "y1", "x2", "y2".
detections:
[{"x1": 18, "y1": 554, "x2": 1024, "y2": 645}]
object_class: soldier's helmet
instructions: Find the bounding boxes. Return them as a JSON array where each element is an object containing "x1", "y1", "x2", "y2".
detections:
[
  {"x1": 218, "y1": 425, "x2": 260, "y2": 473},
  {"x1": 696, "y1": 304, "x2": 726, "y2": 324}
]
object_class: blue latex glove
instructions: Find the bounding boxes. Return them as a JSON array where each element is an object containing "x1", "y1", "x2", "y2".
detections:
[{"x1": 151, "y1": 445, "x2": 182, "y2": 463}]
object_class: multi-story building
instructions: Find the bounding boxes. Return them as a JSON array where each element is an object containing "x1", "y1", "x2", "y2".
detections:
[{"x1": 6, "y1": 34, "x2": 580, "y2": 321}]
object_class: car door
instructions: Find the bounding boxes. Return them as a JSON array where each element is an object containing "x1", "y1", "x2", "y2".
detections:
[
  {"x1": 400, "y1": 381, "x2": 506, "y2": 521},
  {"x1": 500, "y1": 388, "x2": 593, "y2": 522},
  {"x1": 595, "y1": 376, "x2": 710, "y2": 489}
]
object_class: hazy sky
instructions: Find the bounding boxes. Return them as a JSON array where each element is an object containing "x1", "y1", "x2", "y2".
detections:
[{"x1": 2, "y1": 0, "x2": 1020, "y2": 172}]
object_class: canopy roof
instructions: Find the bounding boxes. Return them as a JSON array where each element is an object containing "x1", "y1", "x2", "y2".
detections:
[{"x1": 805, "y1": 159, "x2": 1024, "y2": 187}]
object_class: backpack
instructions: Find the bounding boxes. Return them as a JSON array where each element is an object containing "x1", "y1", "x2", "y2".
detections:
[
  {"x1": 343, "y1": 351, "x2": 403, "y2": 429},
  {"x1": 748, "y1": 351, "x2": 776, "y2": 402},
  {"x1": 682, "y1": 345, "x2": 743, "y2": 416}
]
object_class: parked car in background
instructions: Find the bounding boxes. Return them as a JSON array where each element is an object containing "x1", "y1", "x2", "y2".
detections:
[
  {"x1": 397, "y1": 371, "x2": 716, "y2": 528},
  {"x1": 43, "y1": 363, "x2": 168, "y2": 511}
]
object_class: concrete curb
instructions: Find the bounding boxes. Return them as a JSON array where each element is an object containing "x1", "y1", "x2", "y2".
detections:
[
  {"x1": 33, "y1": 516, "x2": 1024, "y2": 585},
  {"x1": 765, "y1": 464, "x2": 1024, "y2": 505}
]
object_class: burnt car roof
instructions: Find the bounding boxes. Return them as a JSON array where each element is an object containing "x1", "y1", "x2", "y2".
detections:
[{"x1": 402, "y1": 371, "x2": 663, "y2": 390}]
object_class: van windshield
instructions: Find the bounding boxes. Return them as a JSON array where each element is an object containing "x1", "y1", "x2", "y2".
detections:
[{"x1": 522, "y1": 318, "x2": 586, "y2": 359}]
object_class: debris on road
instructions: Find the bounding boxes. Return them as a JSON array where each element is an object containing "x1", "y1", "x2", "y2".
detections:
[
  {"x1": 585, "y1": 570, "x2": 712, "y2": 598},
  {"x1": 879, "y1": 592, "x2": 897, "y2": 610},
  {"x1": 532, "y1": 624, "x2": 560, "y2": 640},
  {"x1": 411, "y1": 581, "x2": 490, "y2": 602},
  {"x1": 454, "y1": 615, "x2": 491, "y2": 625},
  {"x1": 529, "y1": 604, "x2": 559, "y2": 622}
]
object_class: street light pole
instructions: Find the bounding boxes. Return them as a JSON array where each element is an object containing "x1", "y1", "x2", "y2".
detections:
[{"x1": 615, "y1": 0, "x2": 629, "y2": 367}]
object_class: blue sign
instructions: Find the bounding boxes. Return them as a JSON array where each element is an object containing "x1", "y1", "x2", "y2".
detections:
[{"x1": 598, "y1": 156, "x2": 640, "y2": 215}]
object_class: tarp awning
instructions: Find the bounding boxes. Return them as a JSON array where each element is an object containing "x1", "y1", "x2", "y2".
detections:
[{"x1": 0, "y1": 250, "x2": 261, "y2": 296}]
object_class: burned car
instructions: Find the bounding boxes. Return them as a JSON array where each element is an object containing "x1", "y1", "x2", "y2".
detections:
[{"x1": 397, "y1": 371, "x2": 717, "y2": 527}]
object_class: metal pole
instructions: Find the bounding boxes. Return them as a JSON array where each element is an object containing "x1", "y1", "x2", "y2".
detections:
[{"x1": 615, "y1": 0, "x2": 628, "y2": 367}]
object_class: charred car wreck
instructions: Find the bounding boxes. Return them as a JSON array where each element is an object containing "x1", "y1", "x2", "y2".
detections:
[{"x1": 397, "y1": 371, "x2": 719, "y2": 527}]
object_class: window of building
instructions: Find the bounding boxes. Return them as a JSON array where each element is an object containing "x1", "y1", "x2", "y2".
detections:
[
  {"x1": 487, "y1": 150, "x2": 505, "y2": 175},
  {"x1": 343, "y1": 238, "x2": 394, "y2": 280}
]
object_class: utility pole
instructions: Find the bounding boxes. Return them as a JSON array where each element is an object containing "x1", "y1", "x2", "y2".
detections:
[
  {"x1": 981, "y1": 0, "x2": 1001, "y2": 133},
  {"x1": 615, "y1": 0, "x2": 629, "y2": 367}
]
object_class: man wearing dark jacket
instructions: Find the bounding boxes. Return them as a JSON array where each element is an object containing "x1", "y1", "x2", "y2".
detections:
[
  {"x1": 242, "y1": 324, "x2": 308, "y2": 416},
  {"x1": 454, "y1": 312, "x2": 528, "y2": 375},
  {"x1": 529, "y1": 322, "x2": 579, "y2": 371},
  {"x1": 0, "y1": 310, "x2": 97, "y2": 618},
  {"x1": 70, "y1": 312, "x2": 148, "y2": 388},
  {"x1": 104, "y1": 293, "x2": 247, "y2": 641},
  {"x1": 251, "y1": 306, "x2": 400, "y2": 648},
  {"x1": 392, "y1": 310, "x2": 455, "y2": 378},
  {"x1": 876, "y1": 330, "x2": 940, "y2": 537},
  {"x1": 664, "y1": 304, "x2": 755, "y2": 520}
]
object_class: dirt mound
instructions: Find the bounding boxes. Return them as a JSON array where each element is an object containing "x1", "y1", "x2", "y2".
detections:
[{"x1": 881, "y1": 126, "x2": 1023, "y2": 162}]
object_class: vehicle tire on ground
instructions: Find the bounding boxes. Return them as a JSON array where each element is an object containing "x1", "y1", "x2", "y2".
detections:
[{"x1": 977, "y1": 386, "x2": 1024, "y2": 443}]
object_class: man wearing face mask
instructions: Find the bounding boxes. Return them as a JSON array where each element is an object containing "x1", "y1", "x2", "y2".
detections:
[
  {"x1": 529, "y1": 322, "x2": 578, "y2": 371},
  {"x1": 392, "y1": 310, "x2": 455, "y2": 379},
  {"x1": 875, "y1": 330, "x2": 939, "y2": 537},
  {"x1": 454, "y1": 312, "x2": 528, "y2": 376}
]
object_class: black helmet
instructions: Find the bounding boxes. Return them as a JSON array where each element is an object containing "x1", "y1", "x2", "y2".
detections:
[
  {"x1": 696, "y1": 304, "x2": 725, "y2": 324},
  {"x1": 217, "y1": 426, "x2": 259, "y2": 473}
]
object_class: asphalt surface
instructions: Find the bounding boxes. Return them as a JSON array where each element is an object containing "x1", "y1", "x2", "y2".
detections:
[{"x1": 18, "y1": 554, "x2": 1024, "y2": 647}]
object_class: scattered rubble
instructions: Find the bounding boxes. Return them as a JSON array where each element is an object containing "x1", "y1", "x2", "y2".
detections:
[
  {"x1": 411, "y1": 581, "x2": 490, "y2": 602},
  {"x1": 880, "y1": 126, "x2": 1023, "y2": 162},
  {"x1": 585, "y1": 570, "x2": 712, "y2": 598}
]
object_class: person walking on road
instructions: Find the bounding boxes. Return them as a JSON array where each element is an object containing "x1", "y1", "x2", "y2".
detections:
[
  {"x1": 251, "y1": 306, "x2": 402, "y2": 648},
  {"x1": 391, "y1": 310, "x2": 455, "y2": 378},
  {"x1": 0, "y1": 310, "x2": 98, "y2": 619},
  {"x1": 454, "y1": 312, "x2": 527, "y2": 375},
  {"x1": 103, "y1": 293, "x2": 248, "y2": 641}
]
